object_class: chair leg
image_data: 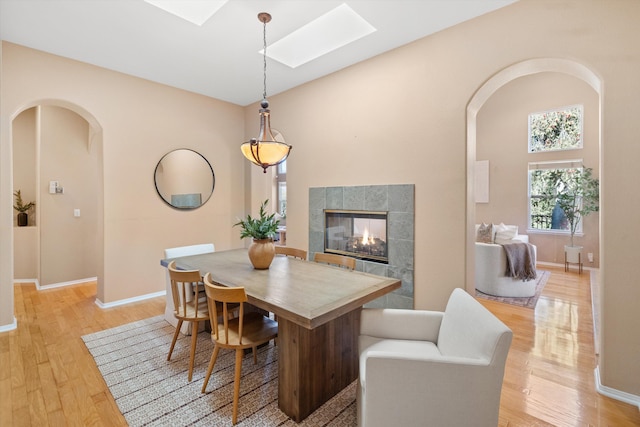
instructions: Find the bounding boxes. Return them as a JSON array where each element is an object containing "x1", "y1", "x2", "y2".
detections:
[
  {"x1": 201, "y1": 344, "x2": 220, "y2": 393},
  {"x1": 253, "y1": 346, "x2": 257, "y2": 364},
  {"x1": 188, "y1": 320, "x2": 198, "y2": 382},
  {"x1": 232, "y1": 349, "x2": 243, "y2": 425},
  {"x1": 167, "y1": 319, "x2": 183, "y2": 361}
]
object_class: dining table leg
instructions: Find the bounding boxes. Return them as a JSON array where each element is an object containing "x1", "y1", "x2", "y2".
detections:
[{"x1": 276, "y1": 308, "x2": 361, "y2": 422}]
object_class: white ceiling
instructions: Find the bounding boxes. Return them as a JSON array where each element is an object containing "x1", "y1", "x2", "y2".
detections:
[{"x1": 0, "y1": 0, "x2": 517, "y2": 106}]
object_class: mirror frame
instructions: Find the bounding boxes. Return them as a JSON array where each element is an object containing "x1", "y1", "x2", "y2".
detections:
[{"x1": 154, "y1": 148, "x2": 215, "y2": 210}]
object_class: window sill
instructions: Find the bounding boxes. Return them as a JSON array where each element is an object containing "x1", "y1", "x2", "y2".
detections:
[{"x1": 527, "y1": 228, "x2": 583, "y2": 237}]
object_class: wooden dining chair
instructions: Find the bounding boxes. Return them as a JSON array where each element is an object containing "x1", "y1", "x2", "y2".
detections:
[
  {"x1": 313, "y1": 252, "x2": 356, "y2": 270},
  {"x1": 275, "y1": 246, "x2": 307, "y2": 260},
  {"x1": 167, "y1": 260, "x2": 209, "y2": 382},
  {"x1": 164, "y1": 244, "x2": 214, "y2": 334},
  {"x1": 201, "y1": 273, "x2": 278, "y2": 425}
]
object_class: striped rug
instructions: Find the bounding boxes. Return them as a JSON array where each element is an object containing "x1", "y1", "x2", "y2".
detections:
[{"x1": 82, "y1": 316, "x2": 357, "y2": 426}]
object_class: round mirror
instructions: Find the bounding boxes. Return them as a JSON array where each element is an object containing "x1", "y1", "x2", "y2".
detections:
[{"x1": 154, "y1": 149, "x2": 215, "y2": 209}]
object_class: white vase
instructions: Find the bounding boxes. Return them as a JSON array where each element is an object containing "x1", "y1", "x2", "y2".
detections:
[{"x1": 564, "y1": 245, "x2": 583, "y2": 264}]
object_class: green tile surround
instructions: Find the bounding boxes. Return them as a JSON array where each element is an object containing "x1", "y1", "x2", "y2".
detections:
[{"x1": 309, "y1": 184, "x2": 414, "y2": 309}]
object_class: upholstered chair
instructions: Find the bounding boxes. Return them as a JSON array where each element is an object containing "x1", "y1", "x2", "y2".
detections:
[{"x1": 357, "y1": 288, "x2": 512, "y2": 426}]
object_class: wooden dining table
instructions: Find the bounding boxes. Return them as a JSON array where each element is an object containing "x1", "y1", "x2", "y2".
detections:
[{"x1": 165, "y1": 248, "x2": 401, "y2": 422}]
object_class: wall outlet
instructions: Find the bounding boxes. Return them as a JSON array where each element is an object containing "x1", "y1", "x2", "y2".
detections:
[{"x1": 588, "y1": 252, "x2": 594, "y2": 262}]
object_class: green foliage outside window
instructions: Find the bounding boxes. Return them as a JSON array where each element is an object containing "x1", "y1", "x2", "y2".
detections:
[
  {"x1": 529, "y1": 105, "x2": 583, "y2": 152},
  {"x1": 529, "y1": 166, "x2": 599, "y2": 246},
  {"x1": 530, "y1": 168, "x2": 573, "y2": 231}
]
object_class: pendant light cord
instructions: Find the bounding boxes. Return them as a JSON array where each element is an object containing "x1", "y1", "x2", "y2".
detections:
[{"x1": 262, "y1": 18, "x2": 268, "y2": 101}]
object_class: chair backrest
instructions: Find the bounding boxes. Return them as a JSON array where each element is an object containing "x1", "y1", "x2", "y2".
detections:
[
  {"x1": 167, "y1": 260, "x2": 205, "y2": 318},
  {"x1": 164, "y1": 243, "x2": 215, "y2": 259},
  {"x1": 313, "y1": 252, "x2": 356, "y2": 270},
  {"x1": 203, "y1": 272, "x2": 248, "y2": 345},
  {"x1": 437, "y1": 288, "x2": 512, "y2": 366},
  {"x1": 275, "y1": 246, "x2": 307, "y2": 260}
]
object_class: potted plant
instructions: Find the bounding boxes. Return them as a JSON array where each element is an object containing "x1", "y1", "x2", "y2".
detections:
[
  {"x1": 234, "y1": 199, "x2": 280, "y2": 269},
  {"x1": 13, "y1": 190, "x2": 35, "y2": 227},
  {"x1": 543, "y1": 167, "x2": 599, "y2": 264}
]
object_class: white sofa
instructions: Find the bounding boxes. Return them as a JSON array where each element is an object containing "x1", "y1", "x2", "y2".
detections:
[
  {"x1": 357, "y1": 288, "x2": 513, "y2": 427},
  {"x1": 475, "y1": 224, "x2": 537, "y2": 297}
]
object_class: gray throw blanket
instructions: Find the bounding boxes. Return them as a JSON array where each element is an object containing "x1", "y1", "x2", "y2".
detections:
[{"x1": 502, "y1": 242, "x2": 537, "y2": 281}]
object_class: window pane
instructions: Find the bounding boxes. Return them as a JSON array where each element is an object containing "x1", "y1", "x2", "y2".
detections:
[
  {"x1": 528, "y1": 105, "x2": 583, "y2": 153},
  {"x1": 278, "y1": 182, "x2": 286, "y2": 215},
  {"x1": 278, "y1": 160, "x2": 287, "y2": 174},
  {"x1": 529, "y1": 164, "x2": 583, "y2": 232},
  {"x1": 276, "y1": 159, "x2": 286, "y2": 216}
]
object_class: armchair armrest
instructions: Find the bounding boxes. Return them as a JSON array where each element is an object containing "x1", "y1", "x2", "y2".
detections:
[
  {"x1": 367, "y1": 348, "x2": 487, "y2": 362},
  {"x1": 360, "y1": 308, "x2": 444, "y2": 342}
]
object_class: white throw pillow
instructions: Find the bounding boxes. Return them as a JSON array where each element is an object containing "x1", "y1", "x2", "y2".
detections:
[{"x1": 494, "y1": 223, "x2": 518, "y2": 245}]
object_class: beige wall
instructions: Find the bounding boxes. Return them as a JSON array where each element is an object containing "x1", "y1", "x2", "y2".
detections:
[
  {"x1": 12, "y1": 107, "x2": 38, "y2": 279},
  {"x1": 39, "y1": 106, "x2": 98, "y2": 285},
  {"x1": 476, "y1": 72, "x2": 600, "y2": 267},
  {"x1": 2, "y1": 0, "x2": 639, "y2": 401},
  {"x1": 249, "y1": 0, "x2": 640, "y2": 398},
  {"x1": 1, "y1": 42, "x2": 247, "y2": 312},
  {"x1": 12, "y1": 107, "x2": 37, "y2": 226}
]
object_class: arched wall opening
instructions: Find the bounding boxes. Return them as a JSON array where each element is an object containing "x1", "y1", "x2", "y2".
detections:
[
  {"x1": 465, "y1": 57, "x2": 603, "y2": 387},
  {"x1": 11, "y1": 99, "x2": 105, "y2": 301},
  {"x1": 466, "y1": 58, "x2": 602, "y2": 293}
]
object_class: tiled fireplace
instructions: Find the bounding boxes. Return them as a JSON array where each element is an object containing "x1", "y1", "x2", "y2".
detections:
[
  {"x1": 324, "y1": 209, "x2": 389, "y2": 263},
  {"x1": 309, "y1": 184, "x2": 414, "y2": 309}
]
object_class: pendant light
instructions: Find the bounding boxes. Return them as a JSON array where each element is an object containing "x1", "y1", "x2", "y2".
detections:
[{"x1": 241, "y1": 12, "x2": 292, "y2": 173}]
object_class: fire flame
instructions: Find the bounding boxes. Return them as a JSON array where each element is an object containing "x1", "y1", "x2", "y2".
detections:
[{"x1": 362, "y1": 228, "x2": 374, "y2": 245}]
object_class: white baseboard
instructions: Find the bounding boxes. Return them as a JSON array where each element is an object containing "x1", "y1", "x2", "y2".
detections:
[
  {"x1": 536, "y1": 261, "x2": 596, "y2": 271},
  {"x1": 95, "y1": 290, "x2": 166, "y2": 309},
  {"x1": 14, "y1": 278, "x2": 40, "y2": 288},
  {"x1": 14, "y1": 278, "x2": 97, "y2": 290},
  {"x1": 37, "y1": 277, "x2": 97, "y2": 290},
  {"x1": 0, "y1": 316, "x2": 17, "y2": 332},
  {"x1": 594, "y1": 366, "x2": 640, "y2": 409}
]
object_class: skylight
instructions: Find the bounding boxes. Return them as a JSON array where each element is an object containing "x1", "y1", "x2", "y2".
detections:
[
  {"x1": 144, "y1": 0, "x2": 228, "y2": 26},
  {"x1": 264, "y1": 3, "x2": 377, "y2": 69}
]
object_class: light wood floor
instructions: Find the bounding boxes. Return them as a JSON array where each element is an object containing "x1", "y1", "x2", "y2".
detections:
[{"x1": 1, "y1": 266, "x2": 639, "y2": 426}]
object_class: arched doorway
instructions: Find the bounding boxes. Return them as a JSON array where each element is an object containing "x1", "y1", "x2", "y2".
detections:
[
  {"x1": 465, "y1": 58, "x2": 602, "y2": 293},
  {"x1": 11, "y1": 100, "x2": 104, "y2": 297}
]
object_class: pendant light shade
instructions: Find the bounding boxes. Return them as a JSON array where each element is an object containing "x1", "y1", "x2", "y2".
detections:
[{"x1": 241, "y1": 12, "x2": 291, "y2": 173}]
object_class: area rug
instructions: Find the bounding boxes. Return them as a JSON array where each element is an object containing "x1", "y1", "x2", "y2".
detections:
[
  {"x1": 475, "y1": 270, "x2": 550, "y2": 309},
  {"x1": 82, "y1": 316, "x2": 356, "y2": 426}
]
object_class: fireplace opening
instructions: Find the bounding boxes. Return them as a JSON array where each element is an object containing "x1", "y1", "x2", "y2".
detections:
[{"x1": 324, "y1": 209, "x2": 388, "y2": 263}]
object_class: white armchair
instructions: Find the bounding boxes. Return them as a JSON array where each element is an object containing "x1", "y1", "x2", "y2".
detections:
[{"x1": 357, "y1": 288, "x2": 512, "y2": 427}]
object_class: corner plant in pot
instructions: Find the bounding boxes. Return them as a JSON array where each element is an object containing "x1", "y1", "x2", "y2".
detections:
[
  {"x1": 234, "y1": 199, "x2": 280, "y2": 269},
  {"x1": 543, "y1": 167, "x2": 599, "y2": 261},
  {"x1": 13, "y1": 190, "x2": 35, "y2": 227}
]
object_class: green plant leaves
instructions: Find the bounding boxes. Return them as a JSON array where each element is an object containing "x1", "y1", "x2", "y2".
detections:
[
  {"x1": 13, "y1": 189, "x2": 35, "y2": 213},
  {"x1": 233, "y1": 199, "x2": 280, "y2": 240}
]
